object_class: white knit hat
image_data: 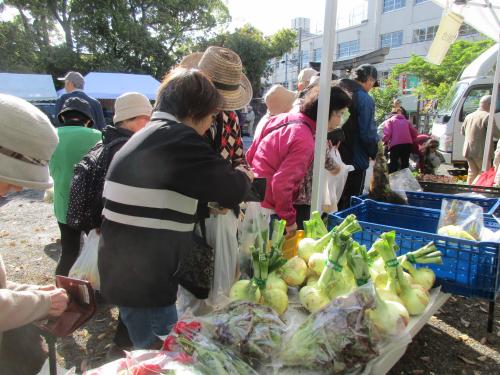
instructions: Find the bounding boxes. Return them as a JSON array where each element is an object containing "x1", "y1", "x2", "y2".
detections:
[
  {"x1": 113, "y1": 92, "x2": 153, "y2": 124},
  {"x1": 0, "y1": 94, "x2": 59, "y2": 189}
]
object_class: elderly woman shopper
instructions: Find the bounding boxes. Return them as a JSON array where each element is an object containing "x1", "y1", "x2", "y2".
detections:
[
  {"x1": 383, "y1": 110, "x2": 418, "y2": 173},
  {"x1": 246, "y1": 84, "x2": 351, "y2": 234},
  {"x1": 177, "y1": 46, "x2": 253, "y2": 314},
  {"x1": 0, "y1": 94, "x2": 69, "y2": 374},
  {"x1": 98, "y1": 68, "x2": 252, "y2": 350}
]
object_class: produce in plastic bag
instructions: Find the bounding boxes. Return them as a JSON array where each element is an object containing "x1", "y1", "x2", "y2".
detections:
[
  {"x1": 172, "y1": 301, "x2": 286, "y2": 366},
  {"x1": 280, "y1": 284, "x2": 380, "y2": 374},
  {"x1": 368, "y1": 143, "x2": 407, "y2": 204},
  {"x1": 437, "y1": 199, "x2": 484, "y2": 240},
  {"x1": 389, "y1": 167, "x2": 422, "y2": 193},
  {"x1": 68, "y1": 229, "x2": 100, "y2": 289},
  {"x1": 162, "y1": 320, "x2": 258, "y2": 375}
]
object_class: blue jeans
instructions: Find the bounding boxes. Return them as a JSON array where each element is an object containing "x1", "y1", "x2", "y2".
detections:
[{"x1": 119, "y1": 304, "x2": 178, "y2": 349}]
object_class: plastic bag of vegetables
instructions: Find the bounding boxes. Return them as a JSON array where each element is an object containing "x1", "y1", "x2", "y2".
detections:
[
  {"x1": 437, "y1": 199, "x2": 484, "y2": 240},
  {"x1": 171, "y1": 301, "x2": 285, "y2": 367},
  {"x1": 162, "y1": 321, "x2": 259, "y2": 375},
  {"x1": 279, "y1": 284, "x2": 381, "y2": 374}
]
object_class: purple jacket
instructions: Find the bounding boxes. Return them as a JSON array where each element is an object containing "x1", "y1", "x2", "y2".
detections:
[
  {"x1": 246, "y1": 112, "x2": 316, "y2": 226},
  {"x1": 383, "y1": 114, "x2": 417, "y2": 148}
]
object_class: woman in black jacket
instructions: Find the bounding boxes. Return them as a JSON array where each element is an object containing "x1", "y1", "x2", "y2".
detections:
[{"x1": 98, "y1": 68, "x2": 253, "y2": 349}]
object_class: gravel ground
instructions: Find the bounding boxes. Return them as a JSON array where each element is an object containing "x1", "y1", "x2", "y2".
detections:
[{"x1": 1, "y1": 189, "x2": 499, "y2": 374}]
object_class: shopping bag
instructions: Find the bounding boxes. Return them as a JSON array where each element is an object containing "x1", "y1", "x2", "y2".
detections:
[
  {"x1": 323, "y1": 147, "x2": 354, "y2": 213},
  {"x1": 437, "y1": 199, "x2": 484, "y2": 241},
  {"x1": 68, "y1": 229, "x2": 100, "y2": 290},
  {"x1": 363, "y1": 159, "x2": 375, "y2": 194},
  {"x1": 177, "y1": 212, "x2": 239, "y2": 315}
]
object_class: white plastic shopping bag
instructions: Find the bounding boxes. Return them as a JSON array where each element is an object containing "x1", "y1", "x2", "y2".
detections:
[
  {"x1": 68, "y1": 229, "x2": 100, "y2": 290},
  {"x1": 363, "y1": 159, "x2": 375, "y2": 194},
  {"x1": 323, "y1": 147, "x2": 354, "y2": 213},
  {"x1": 178, "y1": 211, "x2": 240, "y2": 315}
]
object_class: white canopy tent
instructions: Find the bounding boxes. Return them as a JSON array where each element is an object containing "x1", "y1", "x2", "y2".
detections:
[
  {"x1": 430, "y1": 0, "x2": 500, "y2": 171},
  {"x1": 57, "y1": 72, "x2": 161, "y2": 100},
  {"x1": 0, "y1": 73, "x2": 57, "y2": 101}
]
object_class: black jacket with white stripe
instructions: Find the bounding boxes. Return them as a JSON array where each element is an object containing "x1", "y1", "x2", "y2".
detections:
[{"x1": 98, "y1": 113, "x2": 251, "y2": 307}]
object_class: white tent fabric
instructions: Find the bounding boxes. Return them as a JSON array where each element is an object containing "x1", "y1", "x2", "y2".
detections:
[
  {"x1": 432, "y1": 0, "x2": 500, "y2": 171},
  {"x1": 0, "y1": 73, "x2": 57, "y2": 101},
  {"x1": 61, "y1": 72, "x2": 161, "y2": 100},
  {"x1": 432, "y1": 0, "x2": 499, "y2": 42}
]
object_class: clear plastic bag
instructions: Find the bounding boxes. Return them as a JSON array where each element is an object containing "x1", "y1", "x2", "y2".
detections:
[
  {"x1": 323, "y1": 147, "x2": 355, "y2": 213},
  {"x1": 278, "y1": 283, "x2": 382, "y2": 374},
  {"x1": 437, "y1": 199, "x2": 484, "y2": 241},
  {"x1": 389, "y1": 168, "x2": 422, "y2": 199},
  {"x1": 238, "y1": 202, "x2": 271, "y2": 278},
  {"x1": 170, "y1": 301, "x2": 286, "y2": 367},
  {"x1": 363, "y1": 160, "x2": 375, "y2": 195},
  {"x1": 68, "y1": 229, "x2": 100, "y2": 289}
]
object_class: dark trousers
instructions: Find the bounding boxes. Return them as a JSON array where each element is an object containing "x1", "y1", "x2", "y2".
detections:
[
  {"x1": 338, "y1": 169, "x2": 366, "y2": 211},
  {"x1": 294, "y1": 205, "x2": 311, "y2": 230},
  {"x1": 114, "y1": 315, "x2": 133, "y2": 348},
  {"x1": 389, "y1": 143, "x2": 412, "y2": 174},
  {"x1": 55, "y1": 222, "x2": 82, "y2": 276}
]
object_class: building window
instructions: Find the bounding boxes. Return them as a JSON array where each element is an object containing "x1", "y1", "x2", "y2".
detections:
[
  {"x1": 381, "y1": 31, "x2": 403, "y2": 48},
  {"x1": 383, "y1": 0, "x2": 406, "y2": 13},
  {"x1": 459, "y1": 24, "x2": 479, "y2": 36},
  {"x1": 314, "y1": 48, "x2": 322, "y2": 61},
  {"x1": 414, "y1": 0, "x2": 428, "y2": 4},
  {"x1": 301, "y1": 50, "x2": 309, "y2": 66},
  {"x1": 413, "y1": 25, "x2": 438, "y2": 42},
  {"x1": 337, "y1": 40, "x2": 359, "y2": 59}
]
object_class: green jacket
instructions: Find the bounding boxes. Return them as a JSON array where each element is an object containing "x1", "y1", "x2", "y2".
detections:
[{"x1": 49, "y1": 126, "x2": 101, "y2": 224}]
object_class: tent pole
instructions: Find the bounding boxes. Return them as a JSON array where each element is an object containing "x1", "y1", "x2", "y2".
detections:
[
  {"x1": 310, "y1": 0, "x2": 338, "y2": 214},
  {"x1": 481, "y1": 35, "x2": 500, "y2": 171}
]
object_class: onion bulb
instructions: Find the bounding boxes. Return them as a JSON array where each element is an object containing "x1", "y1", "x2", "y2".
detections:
[
  {"x1": 367, "y1": 291, "x2": 409, "y2": 336},
  {"x1": 262, "y1": 288, "x2": 288, "y2": 315},
  {"x1": 308, "y1": 252, "x2": 327, "y2": 276},
  {"x1": 299, "y1": 285, "x2": 330, "y2": 313},
  {"x1": 403, "y1": 262, "x2": 435, "y2": 291},
  {"x1": 266, "y1": 272, "x2": 288, "y2": 294},
  {"x1": 396, "y1": 267, "x2": 430, "y2": 315},
  {"x1": 230, "y1": 280, "x2": 261, "y2": 302},
  {"x1": 280, "y1": 256, "x2": 308, "y2": 286}
]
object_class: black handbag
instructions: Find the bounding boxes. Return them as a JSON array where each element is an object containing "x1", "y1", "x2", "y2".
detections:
[{"x1": 175, "y1": 220, "x2": 214, "y2": 299}]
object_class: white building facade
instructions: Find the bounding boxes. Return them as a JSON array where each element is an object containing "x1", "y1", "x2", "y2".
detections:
[{"x1": 268, "y1": 0, "x2": 484, "y2": 91}]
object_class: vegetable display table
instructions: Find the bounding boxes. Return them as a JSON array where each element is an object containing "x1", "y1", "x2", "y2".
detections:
[{"x1": 281, "y1": 288, "x2": 449, "y2": 374}]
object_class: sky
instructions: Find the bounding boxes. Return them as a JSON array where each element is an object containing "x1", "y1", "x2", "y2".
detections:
[{"x1": 226, "y1": 0, "x2": 327, "y2": 35}]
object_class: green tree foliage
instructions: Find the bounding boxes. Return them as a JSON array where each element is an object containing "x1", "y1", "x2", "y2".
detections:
[
  {"x1": 390, "y1": 39, "x2": 494, "y2": 106},
  {"x1": 1, "y1": 0, "x2": 230, "y2": 79},
  {"x1": 370, "y1": 79, "x2": 400, "y2": 125},
  {"x1": 198, "y1": 24, "x2": 296, "y2": 94}
]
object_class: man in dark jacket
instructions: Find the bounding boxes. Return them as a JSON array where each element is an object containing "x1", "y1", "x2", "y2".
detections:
[
  {"x1": 55, "y1": 71, "x2": 106, "y2": 130},
  {"x1": 338, "y1": 64, "x2": 379, "y2": 210}
]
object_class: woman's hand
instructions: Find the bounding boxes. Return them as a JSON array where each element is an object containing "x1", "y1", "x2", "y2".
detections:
[
  {"x1": 235, "y1": 165, "x2": 254, "y2": 182},
  {"x1": 45, "y1": 288, "x2": 69, "y2": 317},
  {"x1": 209, "y1": 207, "x2": 230, "y2": 215},
  {"x1": 285, "y1": 223, "x2": 298, "y2": 238}
]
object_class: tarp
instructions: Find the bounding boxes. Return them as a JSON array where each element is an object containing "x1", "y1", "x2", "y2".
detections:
[
  {"x1": 59, "y1": 72, "x2": 161, "y2": 100},
  {"x1": 0, "y1": 73, "x2": 57, "y2": 101},
  {"x1": 432, "y1": 0, "x2": 500, "y2": 42}
]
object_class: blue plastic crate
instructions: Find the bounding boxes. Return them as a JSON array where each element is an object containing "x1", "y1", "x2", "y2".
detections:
[
  {"x1": 351, "y1": 191, "x2": 500, "y2": 216},
  {"x1": 328, "y1": 200, "x2": 500, "y2": 300}
]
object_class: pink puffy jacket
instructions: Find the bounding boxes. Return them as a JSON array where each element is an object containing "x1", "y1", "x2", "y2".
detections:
[{"x1": 246, "y1": 112, "x2": 316, "y2": 226}]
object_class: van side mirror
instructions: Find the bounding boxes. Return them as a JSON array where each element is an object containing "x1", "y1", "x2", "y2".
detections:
[{"x1": 443, "y1": 114, "x2": 451, "y2": 123}]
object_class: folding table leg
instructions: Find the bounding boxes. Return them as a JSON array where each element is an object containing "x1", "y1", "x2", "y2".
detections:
[{"x1": 487, "y1": 300, "x2": 495, "y2": 333}]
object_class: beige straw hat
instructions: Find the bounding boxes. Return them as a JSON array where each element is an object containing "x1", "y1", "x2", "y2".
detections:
[{"x1": 180, "y1": 46, "x2": 253, "y2": 111}]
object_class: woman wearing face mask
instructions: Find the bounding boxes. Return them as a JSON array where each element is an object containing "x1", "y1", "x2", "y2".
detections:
[{"x1": 247, "y1": 84, "x2": 351, "y2": 235}]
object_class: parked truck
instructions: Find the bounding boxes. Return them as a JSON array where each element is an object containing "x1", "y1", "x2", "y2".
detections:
[{"x1": 431, "y1": 43, "x2": 500, "y2": 167}]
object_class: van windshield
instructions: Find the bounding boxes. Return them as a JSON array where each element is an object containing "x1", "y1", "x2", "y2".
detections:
[{"x1": 439, "y1": 82, "x2": 468, "y2": 115}]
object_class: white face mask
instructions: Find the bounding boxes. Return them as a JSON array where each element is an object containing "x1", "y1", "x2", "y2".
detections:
[{"x1": 339, "y1": 109, "x2": 350, "y2": 127}]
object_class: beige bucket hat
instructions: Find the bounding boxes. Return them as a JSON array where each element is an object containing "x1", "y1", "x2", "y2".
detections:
[{"x1": 180, "y1": 46, "x2": 253, "y2": 111}]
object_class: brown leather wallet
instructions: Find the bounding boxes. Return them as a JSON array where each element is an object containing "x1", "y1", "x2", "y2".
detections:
[{"x1": 35, "y1": 276, "x2": 96, "y2": 337}]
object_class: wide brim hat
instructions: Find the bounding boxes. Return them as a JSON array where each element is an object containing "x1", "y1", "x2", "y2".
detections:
[{"x1": 180, "y1": 47, "x2": 253, "y2": 111}]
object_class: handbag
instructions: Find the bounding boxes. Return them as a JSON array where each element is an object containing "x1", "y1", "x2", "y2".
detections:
[
  {"x1": 34, "y1": 276, "x2": 96, "y2": 337},
  {"x1": 175, "y1": 220, "x2": 214, "y2": 300}
]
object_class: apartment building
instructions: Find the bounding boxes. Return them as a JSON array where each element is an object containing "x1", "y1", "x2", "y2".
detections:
[{"x1": 269, "y1": 0, "x2": 484, "y2": 91}]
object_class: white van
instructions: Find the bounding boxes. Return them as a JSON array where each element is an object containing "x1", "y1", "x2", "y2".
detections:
[{"x1": 431, "y1": 43, "x2": 500, "y2": 167}]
